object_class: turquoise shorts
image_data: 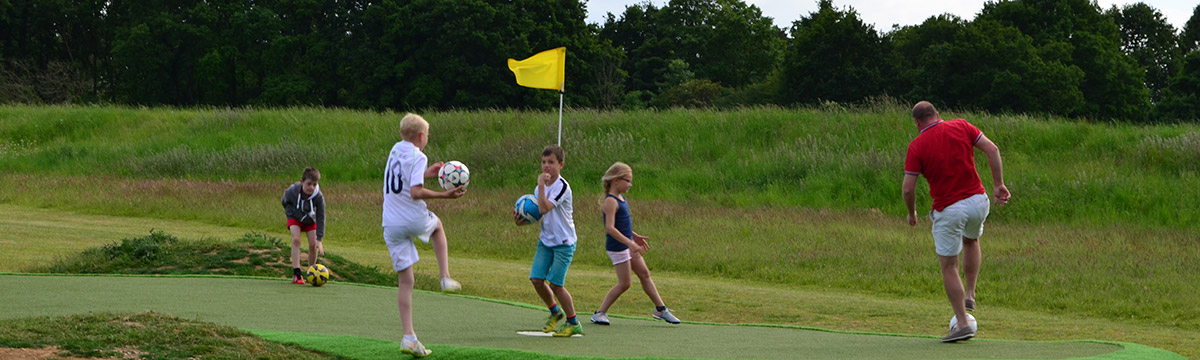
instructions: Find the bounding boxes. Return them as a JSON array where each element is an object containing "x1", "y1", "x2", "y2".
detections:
[{"x1": 529, "y1": 242, "x2": 576, "y2": 287}]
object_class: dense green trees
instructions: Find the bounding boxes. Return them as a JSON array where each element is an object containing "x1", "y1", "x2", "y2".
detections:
[
  {"x1": 599, "y1": 0, "x2": 783, "y2": 106},
  {"x1": 1, "y1": 0, "x2": 1197, "y2": 122},
  {"x1": 1110, "y1": 3, "x2": 1181, "y2": 103},
  {"x1": 779, "y1": 0, "x2": 891, "y2": 105}
]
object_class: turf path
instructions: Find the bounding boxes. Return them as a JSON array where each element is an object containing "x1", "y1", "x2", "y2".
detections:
[{"x1": 2, "y1": 274, "x2": 1177, "y2": 360}]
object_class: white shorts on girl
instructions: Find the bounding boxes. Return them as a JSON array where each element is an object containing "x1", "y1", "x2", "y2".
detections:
[
  {"x1": 930, "y1": 194, "x2": 990, "y2": 256},
  {"x1": 607, "y1": 249, "x2": 631, "y2": 265},
  {"x1": 383, "y1": 211, "x2": 440, "y2": 272}
]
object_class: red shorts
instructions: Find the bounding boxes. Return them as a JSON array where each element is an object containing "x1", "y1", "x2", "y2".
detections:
[{"x1": 287, "y1": 218, "x2": 317, "y2": 232}]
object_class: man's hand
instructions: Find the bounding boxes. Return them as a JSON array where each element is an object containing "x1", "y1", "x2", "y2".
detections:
[
  {"x1": 993, "y1": 185, "x2": 1011, "y2": 206},
  {"x1": 316, "y1": 241, "x2": 325, "y2": 256},
  {"x1": 907, "y1": 211, "x2": 918, "y2": 226}
]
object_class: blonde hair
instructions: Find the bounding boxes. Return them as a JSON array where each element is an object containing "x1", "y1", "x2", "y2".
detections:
[
  {"x1": 400, "y1": 113, "x2": 429, "y2": 141},
  {"x1": 599, "y1": 162, "x2": 633, "y2": 207}
]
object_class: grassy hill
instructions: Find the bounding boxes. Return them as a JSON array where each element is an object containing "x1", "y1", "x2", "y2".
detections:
[{"x1": 1, "y1": 103, "x2": 1196, "y2": 228}]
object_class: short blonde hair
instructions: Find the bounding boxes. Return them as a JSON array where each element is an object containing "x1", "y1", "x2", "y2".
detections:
[{"x1": 400, "y1": 113, "x2": 429, "y2": 141}]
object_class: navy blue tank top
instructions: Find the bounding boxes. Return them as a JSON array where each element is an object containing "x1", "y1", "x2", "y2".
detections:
[{"x1": 603, "y1": 194, "x2": 633, "y2": 251}]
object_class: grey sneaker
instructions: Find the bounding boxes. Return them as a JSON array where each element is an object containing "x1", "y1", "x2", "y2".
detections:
[
  {"x1": 965, "y1": 299, "x2": 975, "y2": 312},
  {"x1": 400, "y1": 338, "x2": 432, "y2": 357},
  {"x1": 941, "y1": 325, "x2": 975, "y2": 343},
  {"x1": 653, "y1": 308, "x2": 681, "y2": 324},
  {"x1": 440, "y1": 277, "x2": 461, "y2": 293},
  {"x1": 590, "y1": 312, "x2": 610, "y2": 325}
]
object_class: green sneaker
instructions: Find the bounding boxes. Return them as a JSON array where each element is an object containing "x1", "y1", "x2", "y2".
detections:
[
  {"x1": 553, "y1": 323, "x2": 583, "y2": 337},
  {"x1": 543, "y1": 312, "x2": 564, "y2": 332}
]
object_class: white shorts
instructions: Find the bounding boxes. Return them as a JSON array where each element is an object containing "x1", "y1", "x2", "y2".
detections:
[
  {"x1": 607, "y1": 249, "x2": 631, "y2": 265},
  {"x1": 931, "y1": 194, "x2": 990, "y2": 256},
  {"x1": 383, "y1": 211, "x2": 440, "y2": 272}
]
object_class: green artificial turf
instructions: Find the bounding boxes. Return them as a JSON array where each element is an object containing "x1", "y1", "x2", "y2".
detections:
[{"x1": 1, "y1": 274, "x2": 1181, "y2": 360}]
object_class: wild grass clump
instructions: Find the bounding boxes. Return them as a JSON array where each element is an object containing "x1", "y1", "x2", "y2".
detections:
[
  {"x1": 0, "y1": 312, "x2": 342, "y2": 360},
  {"x1": 33, "y1": 231, "x2": 396, "y2": 287}
]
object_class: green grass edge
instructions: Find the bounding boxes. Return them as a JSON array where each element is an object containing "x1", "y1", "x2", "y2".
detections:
[{"x1": 2, "y1": 272, "x2": 1183, "y2": 360}]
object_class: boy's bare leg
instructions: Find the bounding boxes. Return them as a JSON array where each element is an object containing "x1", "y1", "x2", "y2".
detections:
[
  {"x1": 940, "y1": 255, "x2": 970, "y2": 327},
  {"x1": 431, "y1": 221, "x2": 451, "y2": 279},
  {"x1": 531, "y1": 278, "x2": 555, "y2": 306},
  {"x1": 597, "y1": 261, "x2": 633, "y2": 313},
  {"x1": 631, "y1": 254, "x2": 665, "y2": 308},
  {"x1": 551, "y1": 284, "x2": 576, "y2": 318},
  {"x1": 306, "y1": 231, "x2": 318, "y2": 267},
  {"x1": 398, "y1": 267, "x2": 416, "y2": 335},
  {"x1": 289, "y1": 226, "x2": 303, "y2": 269},
  {"x1": 962, "y1": 237, "x2": 981, "y2": 302}
]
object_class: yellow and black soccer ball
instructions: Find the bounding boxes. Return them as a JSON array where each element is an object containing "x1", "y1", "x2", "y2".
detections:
[{"x1": 305, "y1": 264, "x2": 330, "y2": 287}]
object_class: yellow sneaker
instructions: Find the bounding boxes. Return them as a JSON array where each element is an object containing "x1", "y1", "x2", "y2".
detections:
[
  {"x1": 543, "y1": 312, "x2": 564, "y2": 332},
  {"x1": 553, "y1": 323, "x2": 583, "y2": 337}
]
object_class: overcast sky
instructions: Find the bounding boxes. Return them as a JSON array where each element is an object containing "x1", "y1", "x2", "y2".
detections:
[{"x1": 584, "y1": 1, "x2": 1197, "y2": 33}]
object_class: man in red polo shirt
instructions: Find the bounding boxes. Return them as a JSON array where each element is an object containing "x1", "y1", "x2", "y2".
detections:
[{"x1": 903, "y1": 101, "x2": 1010, "y2": 343}]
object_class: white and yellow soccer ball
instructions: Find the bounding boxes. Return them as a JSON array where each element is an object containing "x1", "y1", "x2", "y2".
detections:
[
  {"x1": 438, "y1": 161, "x2": 470, "y2": 190},
  {"x1": 305, "y1": 264, "x2": 330, "y2": 287},
  {"x1": 949, "y1": 313, "x2": 977, "y2": 333}
]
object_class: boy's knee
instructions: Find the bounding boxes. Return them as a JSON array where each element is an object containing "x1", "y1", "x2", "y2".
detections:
[
  {"x1": 291, "y1": 237, "x2": 302, "y2": 245},
  {"x1": 633, "y1": 270, "x2": 651, "y2": 280},
  {"x1": 615, "y1": 281, "x2": 631, "y2": 291},
  {"x1": 530, "y1": 278, "x2": 545, "y2": 286}
]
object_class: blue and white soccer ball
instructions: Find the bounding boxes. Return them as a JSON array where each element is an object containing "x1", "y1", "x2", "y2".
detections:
[
  {"x1": 438, "y1": 161, "x2": 470, "y2": 190},
  {"x1": 949, "y1": 313, "x2": 978, "y2": 333},
  {"x1": 515, "y1": 194, "x2": 542, "y2": 224}
]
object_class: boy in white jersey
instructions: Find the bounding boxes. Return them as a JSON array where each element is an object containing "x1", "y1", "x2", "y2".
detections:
[
  {"x1": 513, "y1": 145, "x2": 582, "y2": 337},
  {"x1": 382, "y1": 113, "x2": 467, "y2": 357}
]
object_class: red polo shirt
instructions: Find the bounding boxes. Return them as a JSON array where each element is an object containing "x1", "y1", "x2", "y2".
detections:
[{"x1": 905, "y1": 119, "x2": 986, "y2": 211}]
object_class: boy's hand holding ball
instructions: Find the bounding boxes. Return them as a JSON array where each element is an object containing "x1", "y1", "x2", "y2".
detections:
[{"x1": 425, "y1": 162, "x2": 444, "y2": 178}]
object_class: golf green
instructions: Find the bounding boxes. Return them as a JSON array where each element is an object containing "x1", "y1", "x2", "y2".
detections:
[{"x1": 0, "y1": 274, "x2": 1181, "y2": 359}]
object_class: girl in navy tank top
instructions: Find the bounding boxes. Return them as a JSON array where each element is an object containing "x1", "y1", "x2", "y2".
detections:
[{"x1": 590, "y1": 162, "x2": 682, "y2": 326}]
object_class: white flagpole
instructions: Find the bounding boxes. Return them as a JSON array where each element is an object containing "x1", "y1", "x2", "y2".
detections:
[{"x1": 557, "y1": 86, "x2": 564, "y2": 146}]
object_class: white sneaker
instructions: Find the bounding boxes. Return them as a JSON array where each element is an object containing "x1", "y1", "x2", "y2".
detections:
[
  {"x1": 400, "y1": 338, "x2": 432, "y2": 357},
  {"x1": 590, "y1": 312, "x2": 610, "y2": 325},
  {"x1": 653, "y1": 308, "x2": 681, "y2": 324},
  {"x1": 440, "y1": 277, "x2": 461, "y2": 292}
]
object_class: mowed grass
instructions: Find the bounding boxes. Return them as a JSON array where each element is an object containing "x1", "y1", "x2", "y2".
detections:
[
  {"x1": 0, "y1": 104, "x2": 1197, "y2": 228},
  {"x1": 2, "y1": 180, "x2": 1197, "y2": 358}
]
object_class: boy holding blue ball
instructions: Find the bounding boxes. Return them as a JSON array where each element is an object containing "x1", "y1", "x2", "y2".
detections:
[{"x1": 513, "y1": 145, "x2": 582, "y2": 337}]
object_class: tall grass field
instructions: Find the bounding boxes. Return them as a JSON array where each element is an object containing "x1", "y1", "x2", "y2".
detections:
[
  {"x1": 1, "y1": 104, "x2": 1198, "y2": 357},
  {"x1": 1, "y1": 104, "x2": 1196, "y2": 227}
]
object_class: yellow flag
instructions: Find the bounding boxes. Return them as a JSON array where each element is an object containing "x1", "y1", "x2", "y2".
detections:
[{"x1": 507, "y1": 47, "x2": 566, "y2": 91}]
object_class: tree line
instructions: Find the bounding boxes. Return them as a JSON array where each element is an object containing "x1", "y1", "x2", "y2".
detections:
[{"x1": 3, "y1": 0, "x2": 1199, "y2": 122}]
